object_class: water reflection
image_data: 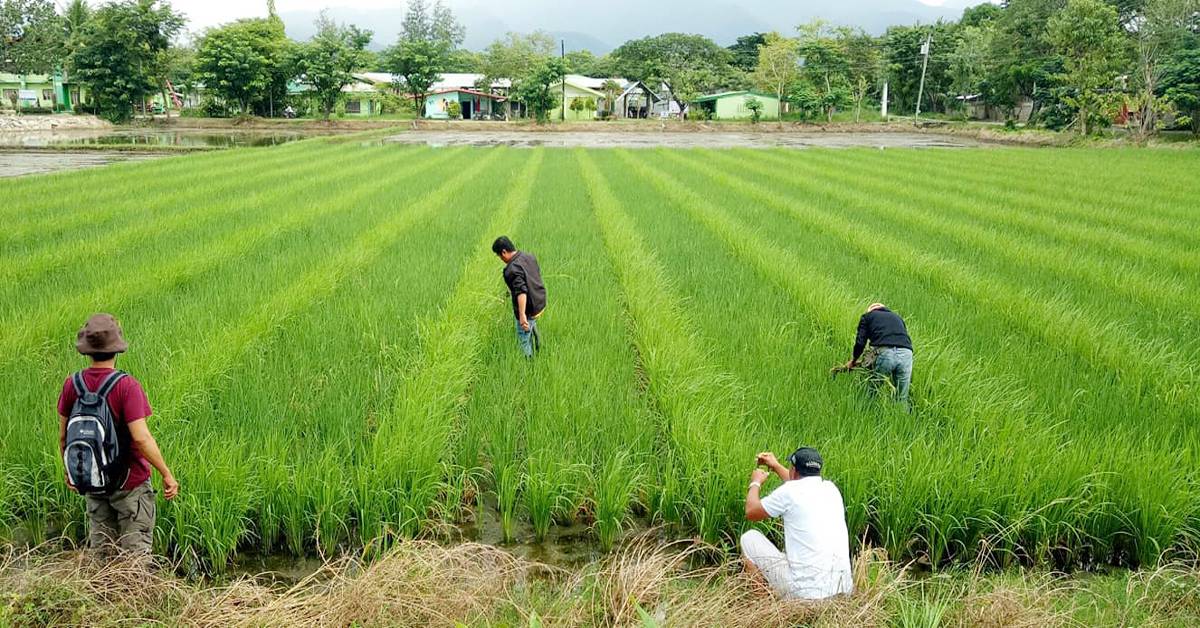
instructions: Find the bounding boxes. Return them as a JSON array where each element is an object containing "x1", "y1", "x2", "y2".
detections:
[{"x1": 0, "y1": 129, "x2": 313, "y2": 148}]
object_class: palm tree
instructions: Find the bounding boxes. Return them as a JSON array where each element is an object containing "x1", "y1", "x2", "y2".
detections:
[{"x1": 601, "y1": 79, "x2": 622, "y2": 118}]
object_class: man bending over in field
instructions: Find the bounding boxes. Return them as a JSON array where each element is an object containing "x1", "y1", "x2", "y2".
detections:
[
  {"x1": 742, "y1": 447, "x2": 853, "y2": 600},
  {"x1": 843, "y1": 303, "x2": 914, "y2": 407},
  {"x1": 493, "y1": 236, "x2": 546, "y2": 358},
  {"x1": 59, "y1": 313, "x2": 179, "y2": 557}
]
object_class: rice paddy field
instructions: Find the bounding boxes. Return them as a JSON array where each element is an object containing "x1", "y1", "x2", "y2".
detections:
[{"x1": 2, "y1": 135, "x2": 1198, "y2": 573}]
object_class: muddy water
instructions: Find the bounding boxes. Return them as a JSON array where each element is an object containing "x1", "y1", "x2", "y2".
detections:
[
  {"x1": 384, "y1": 130, "x2": 984, "y2": 149},
  {"x1": 0, "y1": 128, "x2": 314, "y2": 149},
  {"x1": 0, "y1": 150, "x2": 165, "y2": 177}
]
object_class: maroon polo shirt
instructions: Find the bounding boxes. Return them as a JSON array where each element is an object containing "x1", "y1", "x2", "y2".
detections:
[{"x1": 57, "y1": 367, "x2": 153, "y2": 490}]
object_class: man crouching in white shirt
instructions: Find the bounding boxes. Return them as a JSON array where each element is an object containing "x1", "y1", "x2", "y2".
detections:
[{"x1": 742, "y1": 446, "x2": 853, "y2": 600}]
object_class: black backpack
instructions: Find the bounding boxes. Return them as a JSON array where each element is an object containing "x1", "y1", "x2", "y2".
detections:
[{"x1": 63, "y1": 371, "x2": 130, "y2": 495}]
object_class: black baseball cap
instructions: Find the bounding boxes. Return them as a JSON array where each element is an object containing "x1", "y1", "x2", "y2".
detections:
[{"x1": 788, "y1": 447, "x2": 823, "y2": 476}]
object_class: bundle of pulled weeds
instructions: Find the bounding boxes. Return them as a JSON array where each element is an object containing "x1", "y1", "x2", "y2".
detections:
[{"x1": 2, "y1": 536, "x2": 1194, "y2": 627}]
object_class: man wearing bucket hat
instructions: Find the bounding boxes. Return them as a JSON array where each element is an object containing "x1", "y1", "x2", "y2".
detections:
[
  {"x1": 57, "y1": 313, "x2": 178, "y2": 556},
  {"x1": 742, "y1": 447, "x2": 853, "y2": 599}
]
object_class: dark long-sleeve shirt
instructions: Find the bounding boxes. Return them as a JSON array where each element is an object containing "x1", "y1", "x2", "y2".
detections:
[
  {"x1": 853, "y1": 307, "x2": 912, "y2": 360},
  {"x1": 502, "y1": 251, "x2": 546, "y2": 320}
]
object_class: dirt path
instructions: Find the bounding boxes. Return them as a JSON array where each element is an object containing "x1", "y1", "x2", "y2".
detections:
[{"x1": 384, "y1": 130, "x2": 985, "y2": 148}]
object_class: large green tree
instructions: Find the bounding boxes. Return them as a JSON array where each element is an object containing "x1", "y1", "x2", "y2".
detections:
[
  {"x1": 796, "y1": 21, "x2": 853, "y2": 121},
  {"x1": 948, "y1": 24, "x2": 995, "y2": 108},
  {"x1": 841, "y1": 27, "x2": 883, "y2": 122},
  {"x1": 59, "y1": 0, "x2": 91, "y2": 63},
  {"x1": 1161, "y1": 45, "x2": 1200, "y2": 135},
  {"x1": 510, "y1": 56, "x2": 565, "y2": 122},
  {"x1": 1047, "y1": 0, "x2": 1128, "y2": 134},
  {"x1": 752, "y1": 32, "x2": 799, "y2": 108},
  {"x1": 294, "y1": 12, "x2": 371, "y2": 120},
  {"x1": 195, "y1": 18, "x2": 292, "y2": 115},
  {"x1": 383, "y1": 0, "x2": 464, "y2": 113},
  {"x1": 728, "y1": 32, "x2": 767, "y2": 72},
  {"x1": 986, "y1": 0, "x2": 1065, "y2": 117},
  {"x1": 883, "y1": 21, "x2": 961, "y2": 116},
  {"x1": 476, "y1": 30, "x2": 555, "y2": 89},
  {"x1": 1, "y1": 0, "x2": 65, "y2": 74},
  {"x1": 69, "y1": 0, "x2": 184, "y2": 122},
  {"x1": 611, "y1": 32, "x2": 733, "y2": 113},
  {"x1": 564, "y1": 49, "x2": 616, "y2": 77},
  {"x1": 1128, "y1": 0, "x2": 1200, "y2": 136}
]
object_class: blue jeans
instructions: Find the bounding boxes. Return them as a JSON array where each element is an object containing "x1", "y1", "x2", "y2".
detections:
[
  {"x1": 871, "y1": 347, "x2": 913, "y2": 406},
  {"x1": 515, "y1": 318, "x2": 540, "y2": 357}
]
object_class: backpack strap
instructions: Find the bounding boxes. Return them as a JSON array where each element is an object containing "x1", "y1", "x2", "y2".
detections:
[
  {"x1": 95, "y1": 370, "x2": 126, "y2": 399},
  {"x1": 71, "y1": 371, "x2": 89, "y2": 396}
]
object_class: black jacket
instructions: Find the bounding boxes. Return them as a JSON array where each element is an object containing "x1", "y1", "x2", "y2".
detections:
[
  {"x1": 853, "y1": 307, "x2": 912, "y2": 360},
  {"x1": 502, "y1": 251, "x2": 546, "y2": 320}
]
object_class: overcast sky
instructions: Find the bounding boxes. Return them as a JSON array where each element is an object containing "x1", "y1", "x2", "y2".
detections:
[{"x1": 172, "y1": 0, "x2": 974, "y2": 38}]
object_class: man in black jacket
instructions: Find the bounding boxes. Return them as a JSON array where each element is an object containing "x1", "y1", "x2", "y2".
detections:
[
  {"x1": 493, "y1": 236, "x2": 546, "y2": 357},
  {"x1": 844, "y1": 303, "x2": 913, "y2": 406}
]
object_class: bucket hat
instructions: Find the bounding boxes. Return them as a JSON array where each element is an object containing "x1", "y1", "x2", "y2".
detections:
[{"x1": 75, "y1": 313, "x2": 129, "y2": 355}]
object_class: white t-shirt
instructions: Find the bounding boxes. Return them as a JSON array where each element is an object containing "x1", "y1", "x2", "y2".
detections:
[{"x1": 760, "y1": 475, "x2": 853, "y2": 599}]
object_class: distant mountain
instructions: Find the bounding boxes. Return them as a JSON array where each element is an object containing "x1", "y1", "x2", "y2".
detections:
[{"x1": 280, "y1": 0, "x2": 968, "y2": 53}]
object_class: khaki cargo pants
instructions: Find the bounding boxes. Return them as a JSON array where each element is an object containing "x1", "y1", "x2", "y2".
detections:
[{"x1": 85, "y1": 480, "x2": 155, "y2": 554}]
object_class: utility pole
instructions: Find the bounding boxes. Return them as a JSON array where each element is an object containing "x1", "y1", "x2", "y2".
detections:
[
  {"x1": 913, "y1": 33, "x2": 931, "y2": 123},
  {"x1": 560, "y1": 40, "x2": 566, "y2": 123},
  {"x1": 881, "y1": 81, "x2": 889, "y2": 120}
]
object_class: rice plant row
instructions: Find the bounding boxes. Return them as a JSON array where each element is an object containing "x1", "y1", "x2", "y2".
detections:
[{"x1": 3, "y1": 141, "x2": 1198, "y2": 570}]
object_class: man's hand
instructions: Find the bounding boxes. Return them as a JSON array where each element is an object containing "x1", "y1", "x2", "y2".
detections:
[
  {"x1": 756, "y1": 452, "x2": 779, "y2": 468},
  {"x1": 162, "y1": 474, "x2": 180, "y2": 500},
  {"x1": 519, "y1": 318, "x2": 531, "y2": 332},
  {"x1": 750, "y1": 468, "x2": 769, "y2": 486},
  {"x1": 64, "y1": 470, "x2": 77, "y2": 493},
  {"x1": 845, "y1": 359, "x2": 857, "y2": 370}
]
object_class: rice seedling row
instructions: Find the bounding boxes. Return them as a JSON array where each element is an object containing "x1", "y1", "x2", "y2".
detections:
[{"x1": 3, "y1": 142, "x2": 1198, "y2": 571}]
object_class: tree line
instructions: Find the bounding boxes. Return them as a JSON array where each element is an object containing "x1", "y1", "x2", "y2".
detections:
[{"x1": 3, "y1": 0, "x2": 1197, "y2": 135}]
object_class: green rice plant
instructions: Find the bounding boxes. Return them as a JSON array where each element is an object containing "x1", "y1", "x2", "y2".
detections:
[
  {"x1": 4, "y1": 141, "x2": 1200, "y2": 571},
  {"x1": 576, "y1": 149, "x2": 752, "y2": 543},
  {"x1": 593, "y1": 452, "x2": 644, "y2": 551},
  {"x1": 364, "y1": 149, "x2": 542, "y2": 544},
  {"x1": 0, "y1": 143, "x2": 378, "y2": 293},
  {"x1": 523, "y1": 459, "x2": 587, "y2": 542}
]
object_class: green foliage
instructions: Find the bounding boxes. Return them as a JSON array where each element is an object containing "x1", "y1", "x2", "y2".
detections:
[
  {"x1": 476, "y1": 30, "x2": 555, "y2": 94},
  {"x1": 744, "y1": 94, "x2": 763, "y2": 122},
  {"x1": 985, "y1": 0, "x2": 1065, "y2": 116},
  {"x1": 446, "y1": 99, "x2": 461, "y2": 118},
  {"x1": 294, "y1": 12, "x2": 371, "y2": 120},
  {"x1": 600, "y1": 78, "x2": 622, "y2": 116},
  {"x1": 612, "y1": 32, "x2": 735, "y2": 112},
  {"x1": 1161, "y1": 46, "x2": 1200, "y2": 134},
  {"x1": 752, "y1": 32, "x2": 800, "y2": 104},
  {"x1": 373, "y1": 81, "x2": 413, "y2": 114},
  {"x1": 195, "y1": 18, "x2": 293, "y2": 115},
  {"x1": 564, "y1": 49, "x2": 615, "y2": 77},
  {"x1": 510, "y1": 56, "x2": 565, "y2": 122},
  {"x1": 883, "y1": 21, "x2": 962, "y2": 116},
  {"x1": 0, "y1": 0, "x2": 64, "y2": 74},
  {"x1": 794, "y1": 21, "x2": 865, "y2": 121},
  {"x1": 947, "y1": 24, "x2": 994, "y2": 108},
  {"x1": 68, "y1": 0, "x2": 185, "y2": 123},
  {"x1": 728, "y1": 32, "x2": 767, "y2": 72},
  {"x1": 1047, "y1": 0, "x2": 1128, "y2": 134},
  {"x1": 383, "y1": 0, "x2": 464, "y2": 114}
]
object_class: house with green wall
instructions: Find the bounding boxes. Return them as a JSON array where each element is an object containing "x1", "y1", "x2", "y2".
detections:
[
  {"x1": 424, "y1": 88, "x2": 507, "y2": 119},
  {"x1": 549, "y1": 77, "x2": 605, "y2": 120},
  {"x1": 691, "y1": 90, "x2": 781, "y2": 120},
  {"x1": 0, "y1": 72, "x2": 89, "y2": 112},
  {"x1": 287, "y1": 79, "x2": 383, "y2": 117}
]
